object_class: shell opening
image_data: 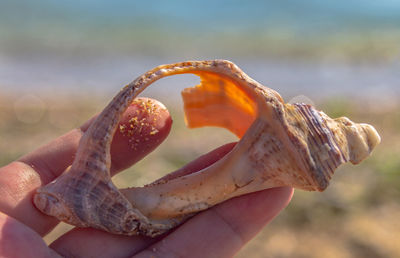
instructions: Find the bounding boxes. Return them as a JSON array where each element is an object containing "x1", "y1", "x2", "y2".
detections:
[{"x1": 181, "y1": 71, "x2": 258, "y2": 138}]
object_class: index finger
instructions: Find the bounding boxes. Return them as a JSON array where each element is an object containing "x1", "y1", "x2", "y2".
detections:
[{"x1": 0, "y1": 98, "x2": 172, "y2": 236}]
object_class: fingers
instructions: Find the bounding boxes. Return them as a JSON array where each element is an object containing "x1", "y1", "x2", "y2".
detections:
[
  {"x1": 51, "y1": 189, "x2": 292, "y2": 258},
  {"x1": 50, "y1": 228, "x2": 158, "y2": 258},
  {"x1": 134, "y1": 187, "x2": 293, "y2": 258},
  {"x1": 109, "y1": 98, "x2": 172, "y2": 175},
  {"x1": 50, "y1": 144, "x2": 293, "y2": 258},
  {"x1": 21, "y1": 97, "x2": 172, "y2": 182},
  {"x1": 50, "y1": 143, "x2": 237, "y2": 257},
  {"x1": 153, "y1": 142, "x2": 237, "y2": 183},
  {"x1": 0, "y1": 211, "x2": 59, "y2": 258},
  {"x1": 0, "y1": 98, "x2": 172, "y2": 236}
]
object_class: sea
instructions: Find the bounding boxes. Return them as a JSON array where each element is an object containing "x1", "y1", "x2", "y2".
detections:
[{"x1": 0, "y1": 0, "x2": 399, "y2": 101}]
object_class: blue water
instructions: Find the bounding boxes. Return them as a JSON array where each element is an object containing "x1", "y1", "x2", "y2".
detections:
[
  {"x1": 0, "y1": 1, "x2": 399, "y2": 97},
  {"x1": 2, "y1": 0, "x2": 399, "y2": 51},
  {"x1": 2, "y1": 0, "x2": 400, "y2": 31}
]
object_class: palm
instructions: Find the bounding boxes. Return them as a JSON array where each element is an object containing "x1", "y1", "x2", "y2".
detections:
[{"x1": 0, "y1": 99, "x2": 292, "y2": 258}]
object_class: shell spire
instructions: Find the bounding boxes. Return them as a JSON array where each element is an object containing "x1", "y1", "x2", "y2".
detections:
[
  {"x1": 33, "y1": 60, "x2": 380, "y2": 236},
  {"x1": 283, "y1": 103, "x2": 380, "y2": 191}
]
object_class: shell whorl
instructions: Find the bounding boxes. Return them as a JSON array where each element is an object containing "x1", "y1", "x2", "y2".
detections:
[{"x1": 284, "y1": 103, "x2": 380, "y2": 191}]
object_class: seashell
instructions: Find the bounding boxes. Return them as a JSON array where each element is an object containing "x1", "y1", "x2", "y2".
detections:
[{"x1": 33, "y1": 60, "x2": 380, "y2": 237}]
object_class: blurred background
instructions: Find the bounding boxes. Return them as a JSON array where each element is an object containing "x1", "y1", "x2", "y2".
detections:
[{"x1": 1, "y1": 0, "x2": 399, "y2": 257}]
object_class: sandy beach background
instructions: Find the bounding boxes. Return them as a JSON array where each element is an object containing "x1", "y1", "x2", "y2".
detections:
[{"x1": 1, "y1": 1, "x2": 399, "y2": 257}]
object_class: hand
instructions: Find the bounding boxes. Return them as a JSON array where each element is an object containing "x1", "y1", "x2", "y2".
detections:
[{"x1": 0, "y1": 98, "x2": 293, "y2": 258}]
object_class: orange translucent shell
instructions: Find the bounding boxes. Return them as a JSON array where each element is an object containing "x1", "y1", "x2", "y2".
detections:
[{"x1": 181, "y1": 71, "x2": 257, "y2": 138}]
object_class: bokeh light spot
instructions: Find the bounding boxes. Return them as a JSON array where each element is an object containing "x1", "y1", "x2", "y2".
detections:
[
  {"x1": 13, "y1": 94, "x2": 46, "y2": 124},
  {"x1": 288, "y1": 94, "x2": 315, "y2": 107}
]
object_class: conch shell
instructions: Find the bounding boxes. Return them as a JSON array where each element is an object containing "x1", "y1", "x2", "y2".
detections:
[{"x1": 33, "y1": 60, "x2": 380, "y2": 237}]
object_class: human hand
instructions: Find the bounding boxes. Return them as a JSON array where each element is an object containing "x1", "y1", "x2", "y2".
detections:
[{"x1": 0, "y1": 98, "x2": 293, "y2": 258}]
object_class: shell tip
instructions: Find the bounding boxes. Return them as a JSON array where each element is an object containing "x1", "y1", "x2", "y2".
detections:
[{"x1": 362, "y1": 123, "x2": 381, "y2": 152}]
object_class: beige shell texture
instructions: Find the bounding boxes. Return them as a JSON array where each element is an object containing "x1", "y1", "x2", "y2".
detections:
[{"x1": 33, "y1": 60, "x2": 380, "y2": 237}]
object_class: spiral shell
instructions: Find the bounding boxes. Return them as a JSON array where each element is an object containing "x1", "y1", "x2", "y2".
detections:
[{"x1": 33, "y1": 60, "x2": 380, "y2": 236}]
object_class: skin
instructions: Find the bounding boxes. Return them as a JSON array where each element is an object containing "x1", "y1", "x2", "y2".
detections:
[{"x1": 0, "y1": 98, "x2": 293, "y2": 258}]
